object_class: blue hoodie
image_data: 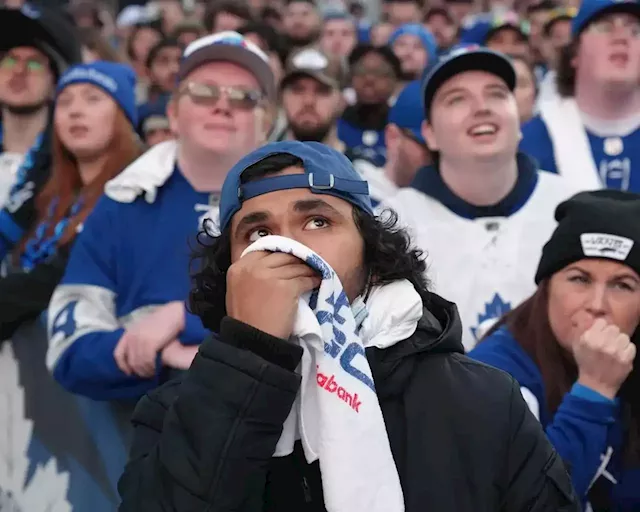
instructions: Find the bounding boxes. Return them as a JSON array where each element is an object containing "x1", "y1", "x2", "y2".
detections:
[{"x1": 469, "y1": 327, "x2": 640, "y2": 510}]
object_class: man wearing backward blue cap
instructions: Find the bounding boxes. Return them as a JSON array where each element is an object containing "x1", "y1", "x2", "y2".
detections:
[
  {"x1": 118, "y1": 140, "x2": 579, "y2": 511},
  {"x1": 521, "y1": 0, "x2": 640, "y2": 193}
]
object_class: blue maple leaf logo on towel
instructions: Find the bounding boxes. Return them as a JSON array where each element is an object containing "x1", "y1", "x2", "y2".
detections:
[
  {"x1": 471, "y1": 293, "x2": 511, "y2": 341},
  {"x1": 306, "y1": 253, "x2": 332, "y2": 279}
]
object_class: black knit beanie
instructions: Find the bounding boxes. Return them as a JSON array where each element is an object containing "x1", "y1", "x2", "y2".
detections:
[{"x1": 535, "y1": 189, "x2": 640, "y2": 284}]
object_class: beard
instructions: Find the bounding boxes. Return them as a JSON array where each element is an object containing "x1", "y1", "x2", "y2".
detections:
[
  {"x1": 3, "y1": 99, "x2": 49, "y2": 116},
  {"x1": 289, "y1": 120, "x2": 333, "y2": 143},
  {"x1": 287, "y1": 31, "x2": 319, "y2": 48}
]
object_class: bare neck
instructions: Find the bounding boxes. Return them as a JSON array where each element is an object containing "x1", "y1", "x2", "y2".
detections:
[
  {"x1": 2, "y1": 106, "x2": 49, "y2": 154},
  {"x1": 575, "y1": 80, "x2": 640, "y2": 120},
  {"x1": 77, "y1": 153, "x2": 110, "y2": 186},
  {"x1": 177, "y1": 143, "x2": 236, "y2": 192},
  {"x1": 439, "y1": 156, "x2": 519, "y2": 206}
]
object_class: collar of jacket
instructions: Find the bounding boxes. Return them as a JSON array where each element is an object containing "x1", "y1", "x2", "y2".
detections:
[
  {"x1": 104, "y1": 139, "x2": 177, "y2": 204},
  {"x1": 410, "y1": 152, "x2": 540, "y2": 220},
  {"x1": 367, "y1": 291, "x2": 465, "y2": 399}
]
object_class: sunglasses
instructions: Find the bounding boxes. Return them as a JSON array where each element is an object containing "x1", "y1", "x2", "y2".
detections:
[
  {"x1": 177, "y1": 82, "x2": 264, "y2": 110},
  {"x1": 0, "y1": 55, "x2": 47, "y2": 73}
]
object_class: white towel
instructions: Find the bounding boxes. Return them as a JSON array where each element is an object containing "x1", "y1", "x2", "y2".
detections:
[
  {"x1": 539, "y1": 98, "x2": 603, "y2": 191},
  {"x1": 104, "y1": 140, "x2": 178, "y2": 204},
  {"x1": 241, "y1": 235, "x2": 423, "y2": 512}
]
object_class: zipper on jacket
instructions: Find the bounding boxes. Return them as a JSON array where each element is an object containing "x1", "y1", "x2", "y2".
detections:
[{"x1": 302, "y1": 476, "x2": 312, "y2": 503}]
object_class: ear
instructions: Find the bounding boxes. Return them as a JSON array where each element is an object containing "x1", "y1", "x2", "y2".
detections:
[
  {"x1": 167, "y1": 97, "x2": 179, "y2": 135},
  {"x1": 255, "y1": 107, "x2": 271, "y2": 144},
  {"x1": 422, "y1": 119, "x2": 439, "y2": 152},
  {"x1": 570, "y1": 40, "x2": 579, "y2": 70},
  {"x1": 385, "y1": 123, "x2": 401, "y2": 150}
]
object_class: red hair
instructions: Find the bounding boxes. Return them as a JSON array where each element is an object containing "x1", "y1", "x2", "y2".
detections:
[{"x1": 18, "y1": 108, "x2": 142, "y2": 255}]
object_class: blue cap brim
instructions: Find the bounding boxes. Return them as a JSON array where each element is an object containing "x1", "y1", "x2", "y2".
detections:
[
  {"x1": 573, "y1": 2, "x2": 640, "y2": 35},
  {"x1": 422, "y1": 51, "x2": 516, "y2": 120}
]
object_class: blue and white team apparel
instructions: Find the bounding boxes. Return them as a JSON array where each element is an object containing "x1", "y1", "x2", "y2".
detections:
[
  {"x1": 46, "y1": 141, "x2": 212, "y2": 400},
  {"x1": 520, "y1": 0, "x2": 640, "y2": 193},
  {"x1": 521, "y1": 99, "x2": 640, "y2": 192},
  {"x1": 384, "y1": 154, "x2": 578, "y2": 350},
  {"x1": 470, "y1": 328, "x2": 639, "y2": 511}
]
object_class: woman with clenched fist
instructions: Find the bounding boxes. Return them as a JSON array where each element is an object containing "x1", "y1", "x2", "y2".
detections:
[{"x1": 470, "y1": 190, "x2": 640, "y2": 512}]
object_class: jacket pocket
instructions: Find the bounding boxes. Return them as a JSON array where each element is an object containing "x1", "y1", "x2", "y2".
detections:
[{"x1": 529, "y1": 452, "x2": 580, "y2": 512}]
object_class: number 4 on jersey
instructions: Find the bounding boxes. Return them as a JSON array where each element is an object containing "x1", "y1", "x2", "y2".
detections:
[{"x1": 51, "y1": 301, "x2": 78, "y2": 338}]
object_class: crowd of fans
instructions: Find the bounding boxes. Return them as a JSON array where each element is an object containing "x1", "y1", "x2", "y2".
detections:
[{"x1": 1, "y1": 0, "x2": 640, "y2": 509}]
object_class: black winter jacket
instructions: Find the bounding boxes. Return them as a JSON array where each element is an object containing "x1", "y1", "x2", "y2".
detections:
[{"x1": 118, "y1": 293, "x2": 580, "y2": 512}]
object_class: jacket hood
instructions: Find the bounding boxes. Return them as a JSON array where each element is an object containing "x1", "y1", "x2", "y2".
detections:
[
  {"x1": 105, "y1": 139, "x2": 177, "y2": 204},
  {"x1": 368, "y1": 291, "x2": 465, "y2": 398}
]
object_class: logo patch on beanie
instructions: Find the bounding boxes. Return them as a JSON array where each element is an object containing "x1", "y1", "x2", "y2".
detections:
[{"x1": 580, "y1": 233, "x2": 634, "y2": 261}]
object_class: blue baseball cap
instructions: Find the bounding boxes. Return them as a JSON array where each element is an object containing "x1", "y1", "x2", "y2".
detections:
[
  {"x1": 388, "y1": 80, "x2": 425, "y2": 144},
  {"x1": 572, "y1": 0, "x2": 640, "y2": 35},
  {"x1": 421, "y1": 45, "x2": 516, "y2": 120},
  {"x1": 459, "y1": 12, "x2": 529, "y2": 45},
  {"x1": 219, "y1": 141, "x2": 373, "y2": 232},
  {"x1": 56, "y1": 61, "x2": 138, "y2": 128},
  {"x1": 389, "y1": 24, "x2": 438, "y2": 66}
]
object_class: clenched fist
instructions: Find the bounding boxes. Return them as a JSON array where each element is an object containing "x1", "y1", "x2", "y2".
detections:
[
  {"x1": 226, "y1": 251, "x2": 322, "y2": 340},
  {"x1": 575, "y1": 319, "x2": 637, "y2": 399}
]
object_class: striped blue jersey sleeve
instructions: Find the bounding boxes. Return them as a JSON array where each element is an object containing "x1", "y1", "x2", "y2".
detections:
[{"x1": 46, "y1": 195, "x2": 161, "y2": 401}]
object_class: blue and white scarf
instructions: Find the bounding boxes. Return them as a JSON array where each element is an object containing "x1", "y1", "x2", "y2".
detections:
[{"x1": 242, "y1": 235, "x2": 423, "y2": 512}]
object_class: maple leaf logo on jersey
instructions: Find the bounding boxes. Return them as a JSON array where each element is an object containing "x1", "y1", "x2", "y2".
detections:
[
  {"x1": 471, "y1": 293, "x2": 512, "y2": 341},
  {"x1": 0, "y1": 343, "x2": 71, "y2": 511}
]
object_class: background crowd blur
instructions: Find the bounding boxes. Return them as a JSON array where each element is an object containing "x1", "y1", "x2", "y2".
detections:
[{"x1": 0, "y1": 0, "x2": 638, "y2": 509}]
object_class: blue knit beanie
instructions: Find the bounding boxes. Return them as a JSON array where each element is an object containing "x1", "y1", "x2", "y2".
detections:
[
  {"x1": 389, "y1": 24, "x2": 438, "y2": 67},
  {"x1": 56, "y1": 61, "x2": 138, "y2": 128}
]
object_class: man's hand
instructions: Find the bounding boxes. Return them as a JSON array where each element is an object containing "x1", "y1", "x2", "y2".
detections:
[
  {"x1": 114, "y1": 301, "x2": 186, "y2": 378},
  {"x1": 226, "y1": 251, "x2": 321, "y2": 339},
  {"x1": 575, "y1": 319, "x2": 636, "y2": 399},
  {"x1": 161, "y1": 340, "x2": 199, "y2": 370}
]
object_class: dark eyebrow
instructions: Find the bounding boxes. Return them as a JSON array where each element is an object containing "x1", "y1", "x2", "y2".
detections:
[
  {"x1": 293, "y1": 199, "x2": 345, "y2": 217},
  {"x1": 234, "y1": 211, "x2": 270, "y2": 237},
  {"x1": 612, "y1": 273, "x2": 640, "y2": 284}
]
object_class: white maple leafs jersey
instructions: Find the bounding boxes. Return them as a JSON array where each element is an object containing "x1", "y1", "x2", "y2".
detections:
[{"x1": 385, "y1": 163, "x2": 580, "y2": 351}]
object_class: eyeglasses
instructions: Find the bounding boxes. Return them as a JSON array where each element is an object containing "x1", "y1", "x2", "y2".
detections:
[
  {"x1": 177, "y1": 81, "x2": 264, "y2": 110},
  {"x1": 588, "y1": 17, "x2": 640, "y2": 37},
  {"x1": 0, "y1": 54, "x2": 47, "y2": 73}
]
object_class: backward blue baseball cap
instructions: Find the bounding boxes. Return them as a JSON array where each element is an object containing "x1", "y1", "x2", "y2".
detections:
[
  {"x1": 459, "y1": 11, "x2": 530, "y2": 45},
  {"x1": 389, "y1": 24, "x2": 438, "y2": 66},
  {"x1": 421, "y1": 45, "x2": 516, "y2": 120},
  {"x1": 572, "y1": 0, "x2": 640, "y2": 35},
  {"x1": 388, "y1": 80, "x2": 425, "y2": 144},
  {"x1": 219, "y1": 141, "x2": 373, "y2": 231},
  {"x1": 56, "y1": 61, "x2": 138, "y2": 128}
]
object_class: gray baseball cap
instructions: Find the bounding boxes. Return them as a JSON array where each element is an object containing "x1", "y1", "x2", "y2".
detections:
[{"x1": 178, "y1": 31, "x2": 276, "y2": 103}]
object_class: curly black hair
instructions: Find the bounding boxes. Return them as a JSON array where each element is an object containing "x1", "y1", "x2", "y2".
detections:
[{"x1": 189, "y1": 153, "x2": 430, "y2": 332}]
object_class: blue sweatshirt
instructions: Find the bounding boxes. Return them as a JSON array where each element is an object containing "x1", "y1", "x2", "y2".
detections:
[
  {"x1": 469, "y1": 327, "x2": 640, "y2": 510},
  {"x1": 46, "y1": 142, "x2": 209, "y2": 401}
]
